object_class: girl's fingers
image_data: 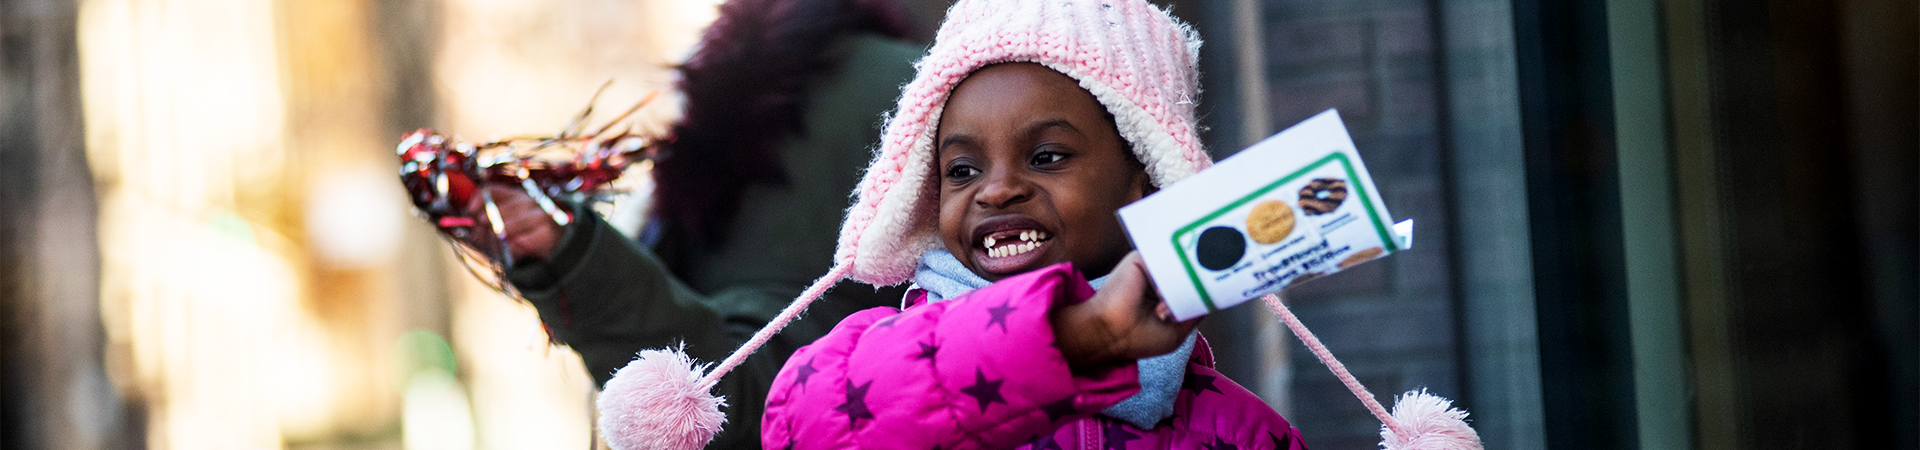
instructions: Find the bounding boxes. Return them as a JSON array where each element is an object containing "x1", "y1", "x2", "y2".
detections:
[
  {"x1": 497, "y1": 189, "x2": 561, "y2": 260},
  {"x1": 507, "y1": 228, "x2": 558, "y2": 260},
  {"x1": 1121, "y1": 269, "x2": 1192, "y2": 355},
  {"x1": 501, "y1": 204, "x2": 553, "y2": 235},
  {"x1": 460, "y1": 184, "x2": 562, "y2": 261}
]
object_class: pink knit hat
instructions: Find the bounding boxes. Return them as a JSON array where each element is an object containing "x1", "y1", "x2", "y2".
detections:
[{"x1": 837, "y1": 0, "x2": 1212, "y2": 285}]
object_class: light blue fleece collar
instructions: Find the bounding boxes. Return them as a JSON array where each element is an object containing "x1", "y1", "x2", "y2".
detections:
[{"x1": 911, "y1": 250, "x2": 1194, "y2": 429}]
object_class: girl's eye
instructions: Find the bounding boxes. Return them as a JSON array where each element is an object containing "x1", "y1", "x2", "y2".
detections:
[
  {"x1": 945, "y1": 164, "x2": 980, "y2": 180},
  {"x1": 1031, "y1": 150, "x2": 1068, "y2": 167}
]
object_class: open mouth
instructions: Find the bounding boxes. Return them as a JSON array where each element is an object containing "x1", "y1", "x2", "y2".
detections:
[
  {"x1": 981, "y1": 229, "x2": 1053, "y2": 258},
  {"x1": 970, "y1": 218, "x2": 1057, "y2": 275}
]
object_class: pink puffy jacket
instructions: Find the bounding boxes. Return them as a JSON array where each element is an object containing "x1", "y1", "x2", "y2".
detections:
[{"x1": 762, "y1": 263, "x2": 1310, "y2": 449}]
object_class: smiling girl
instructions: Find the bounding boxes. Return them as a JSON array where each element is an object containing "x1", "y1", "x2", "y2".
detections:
[{"x1": 755, "y1": 1, "x2": 1309, "y2": 448}]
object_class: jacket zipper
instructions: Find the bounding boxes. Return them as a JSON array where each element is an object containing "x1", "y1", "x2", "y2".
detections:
[{"x1": 1080, "y1": 418, "x2": 1100, "y2": 450}]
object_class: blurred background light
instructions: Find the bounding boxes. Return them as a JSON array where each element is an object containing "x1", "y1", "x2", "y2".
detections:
[
  {"x1": 75, "y1": 0, "x2": 716, "y2": 448},
  {"x1": 306, "y1": 165, "x2": 407, "y2": 269},
  {"x1": 402, "y1": 370, "x2": 474, "y2": 450},
  {"x1": 80, "y1": 0, "x2": 309, "y2": 447},
  {"x1": 398, "y1": 330, "x2": 473, "y2": 450}
]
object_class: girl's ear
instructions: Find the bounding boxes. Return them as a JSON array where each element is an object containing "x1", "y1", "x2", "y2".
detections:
[{"x1": 1134, "y1": 169, "x2": 1157, "y2": 198}]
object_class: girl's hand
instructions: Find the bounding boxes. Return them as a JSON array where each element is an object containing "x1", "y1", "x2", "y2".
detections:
[
  {"x1": 463, "y1": 184, "x2": 564, "y2": 263},
  {"x1": 1051, "y1": 251, "x2": 1200, "y2": 372}
]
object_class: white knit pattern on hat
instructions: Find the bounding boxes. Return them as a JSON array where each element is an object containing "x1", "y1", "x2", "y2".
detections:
[{"x1": 834, "y1": 0, "x2": 1210, "y2": 285}]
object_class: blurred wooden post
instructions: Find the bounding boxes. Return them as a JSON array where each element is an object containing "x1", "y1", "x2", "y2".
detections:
[
  {"x1": 0, "y1": 0, "x2": 130, "y2": 448},
  {"x1": 276, "y1": 0, "x2": 407, "y2": 437}
]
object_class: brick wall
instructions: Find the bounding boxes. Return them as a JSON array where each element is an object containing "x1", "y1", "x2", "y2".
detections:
[
  {"x1": 1259, "y1": 0, "x2": 1464, "y2": 448},
  {"x1": 1236, "y1": 0, "x2": 1543, "y2": 448}
]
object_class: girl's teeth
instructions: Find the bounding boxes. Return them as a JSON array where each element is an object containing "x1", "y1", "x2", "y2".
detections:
[
  {"x1": 991, "y1": 240, "x2": 1041, "y2": 258},
  {"x1": 983, "y1": 230, "x2": 1057, "y2": 259}
]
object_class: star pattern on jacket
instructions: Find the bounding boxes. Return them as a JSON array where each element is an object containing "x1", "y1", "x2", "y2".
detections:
[
  {"x1": 1152, "y1": 412, "x2": 1179, "y2": 429},
  {"x1": 765, "y1": 265, "x2": 1303, "y2": 449},
  {"x1": 1182, "y1": 372, "x2": 1224, "y2": 397},
  {"x1": 1201, "y1": 436, "x2": 1239, "y2": 450},
  {"x1": 793, "y1": 358, "x2": 820, "y2": 392},
  {"x1": 985, "y1": 301, "x2": 1015, "y2": 333},
  {"x1": 959, "y1": 368, "x2": 1007, "y2": 413},
  {"x1": 1026, "y1": 433, "x2": 1064, "y2": 450},
  {"x1": 1102, "y1": 420, "x2": 1142, "y2": 450},
  {"x1": 835, "y1": 380, "x2": 875, "y2": 427},
  {"x1": 781, "y1": 418, "x2": 797, "y2": 450},
  {"x1": 873, "y1": 315, "x2": 900, "y2": 329},
  {"x1": 914, "y1": 341, "x2": 939, "y2": 362},
  {"x1": 1267, "y1": 430, "x2": 1297, "y2": 449},
  {"x1": 1040, "y1": 396, "x2": 1078, "y2": 422}
]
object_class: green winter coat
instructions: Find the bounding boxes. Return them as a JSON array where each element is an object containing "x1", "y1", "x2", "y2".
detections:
[{"x1": 503, "y1": 34, "x2": 921, "y2": 449}]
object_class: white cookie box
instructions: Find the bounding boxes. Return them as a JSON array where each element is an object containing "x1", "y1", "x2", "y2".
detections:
[{"x1": 1120, "y1": 109, "x2": 1414, "y2": 320}]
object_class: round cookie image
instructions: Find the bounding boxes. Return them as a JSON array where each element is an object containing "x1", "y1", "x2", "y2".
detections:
[
  {"x1": 1195, "y1": 226, "x2": 1247, "y2": 271},
  {"x1": 1246, "y1": 200, "x2": 1297, "y2": 244},
  {"x1": 1337, "y1": 247, "x2": 1385, "y2": 268},
  {"x1": 1298, "y1": 178, "x2": 1349, "y2": 215}
]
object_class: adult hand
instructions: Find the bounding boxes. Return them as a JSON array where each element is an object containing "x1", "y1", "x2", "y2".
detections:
[
  {"x1": 1051, "y1": 251, "x2": 1200, "y2": 372},
  {"x1": 463, "y1": 183, "x2": 564, "y2": 263}
]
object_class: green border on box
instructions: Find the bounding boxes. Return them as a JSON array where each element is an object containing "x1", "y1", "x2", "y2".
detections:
[{"x1": 1169, "y1": 152, "x2": 1398, "y2": 311}]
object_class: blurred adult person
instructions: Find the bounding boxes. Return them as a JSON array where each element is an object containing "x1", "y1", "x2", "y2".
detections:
[{"x1": 461, "y1": 0, "x2": 919, "y2": 447}]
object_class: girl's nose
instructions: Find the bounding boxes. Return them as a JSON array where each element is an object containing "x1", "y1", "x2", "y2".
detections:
[{"x1": 974, "y1": 168, "x2": 1033, "y2": 209}]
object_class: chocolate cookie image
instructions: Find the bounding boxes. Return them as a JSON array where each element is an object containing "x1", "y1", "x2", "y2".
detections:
[
  {"x1": 1337, "y1": 247, "x2": 1385, "y2": 268},
  {"x1": 1195, "y1": 226, "x2": 1247, "y2": 271},
  {"x1": 1298, "y1": 178, "x2": 1349, "y2": 215},
  {"x1": 1245, "y1": 200, "x2": 1297, "y2": 244}
]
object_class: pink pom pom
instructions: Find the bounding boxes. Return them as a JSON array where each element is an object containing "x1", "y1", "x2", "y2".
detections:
[
  {"x1": 1380, "y1": 389, "x2": 1484, "y2": 450},
  {"x1": 597, "y1": 346, "x2": 727, "y2": 450}
]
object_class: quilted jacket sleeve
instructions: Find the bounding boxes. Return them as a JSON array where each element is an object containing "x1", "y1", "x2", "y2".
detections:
[{"x1": 763, "y1": 263, "x2": 1144, "y2": 449}]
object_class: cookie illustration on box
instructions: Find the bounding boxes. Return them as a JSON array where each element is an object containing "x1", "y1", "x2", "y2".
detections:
[
  {"x1": 1298, "y1": 178, "x2": 1349, "y2": 215},
  {"x1": 1337, "y1": 247, "x2": 1385, "y2": 268},
  {"x1": 1195, "y1": 226, "x2": 1247, "y2": 271},
  {"x1": 1245, "y1": 200, "x2": 1297, "y2": 244}
]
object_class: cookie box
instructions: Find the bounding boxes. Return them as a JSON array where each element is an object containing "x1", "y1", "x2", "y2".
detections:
[{"x1": 1119, "y1": 109, "x2": 1414, "y2": 320}]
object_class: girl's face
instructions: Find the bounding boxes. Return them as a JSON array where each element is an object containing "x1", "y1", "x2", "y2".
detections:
[{"x1": 935, "y1": 63, "x2": 1152, "y2": 281}]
